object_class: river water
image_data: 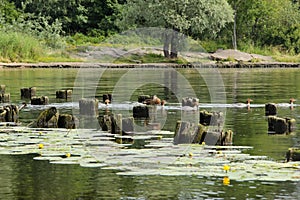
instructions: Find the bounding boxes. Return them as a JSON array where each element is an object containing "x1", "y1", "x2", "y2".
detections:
[{"x1": 0, "y1": 67, "x2": 300, "y2": 199}]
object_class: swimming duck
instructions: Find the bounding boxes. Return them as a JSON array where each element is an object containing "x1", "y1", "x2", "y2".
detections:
[
  {"x1": 143, "y1": 95, "x2": 163, "y2": 105},
  {"x1": 290, "y1": 98, "x2": 296, "y2": 110}
]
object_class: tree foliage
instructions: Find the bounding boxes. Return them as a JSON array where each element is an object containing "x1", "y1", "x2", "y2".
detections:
[
  {"x1": 0, "y1": 0, "x2": 299, "y2": 56},
  {"x1": 226, "y1": 0, "x2": 300, "y2": 54},
  {"x1": 10, "y1": 0, "x2": 123, "y2": 36},
  {"x1": 118, "y1": 0, "x2": 234, "y2": 57}
]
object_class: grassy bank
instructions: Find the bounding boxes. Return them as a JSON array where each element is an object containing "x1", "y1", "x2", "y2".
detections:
[
  {"x1": 0, "y1": 31, "x2": 299, "y2": 63},
  {"x1": 0, "y1": 31, "x2": 80, "y2": 63},
  {"x1": 0, "y1": 31, "x2": 43, "y2": 62}
]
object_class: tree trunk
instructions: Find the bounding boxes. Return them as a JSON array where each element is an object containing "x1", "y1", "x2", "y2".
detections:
[
  {"x1": 170, "y1": 31, "x2": 178, "y2": 58},
  {"x1": 163, "y1": 31, "x2": 171, "y2": 58},
  {"x1": 233, "y1": 1, "x2": 238, "y2": 50}
]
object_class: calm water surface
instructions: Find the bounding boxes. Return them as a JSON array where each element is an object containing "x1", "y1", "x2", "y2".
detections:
[{"x1": 1, "y1": 67, "x2": 300, "y2": 199}]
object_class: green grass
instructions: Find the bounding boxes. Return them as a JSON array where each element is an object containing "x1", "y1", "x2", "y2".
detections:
[
  {"x1": 272, "y1": 54, "x2": 300, "y2": 63},
  {"x1": 0, "y1": 31, "x2": 44, "y2": 62}
]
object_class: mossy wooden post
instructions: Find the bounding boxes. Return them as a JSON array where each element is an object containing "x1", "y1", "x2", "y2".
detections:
[
  {"x1": 0, "y1": 93, "x2": 10, "y2": 103},
  {"x1": 286, "y1": 118, "x2": 296, "y2": 132},
  {"x1": 221, "y1": 130, "x2": 233, "y2": 145},
  {"x1": 0, "y1": 107, "x2": 7, "y2": 122},
  {"x1": 267, "y1": 116, "x2": 295, "y2": 134},
  {"x1": 98, "y1": 114, "x2": 112, "y2": 132},
  {"x1": 58, "y1": 114, "x2": 78, "y2": 129},
  {"x1": 21, "y1": 87, "x2": 36, "y2": 99},
  {"x1": 28, "y1": 107, "x2": 59, "y2": 128},
  {"x1": 265, "y1": 103, "x2": 277, "y2": 116},
  {"x1": 79, "y1": 98, "x2": 99, "y2": 117},
  {"x1": 31, "y1": 96, "x2": 49, "y2": 105},
  {"x1": 286, "y1": 148, "x2": 300, "y2": 162},
  {"x1": 56, "y1": 90, "x2": 72, "y2": 99},
  {"x1": 192, "y1": 124, "x2": 207, "y2": 143},
  {"x1": 138, "y1": 95, "x2": 151, "y2": 103},
  {"x1": 0, "y1": 105, "x2": 20, "y2": 122}
]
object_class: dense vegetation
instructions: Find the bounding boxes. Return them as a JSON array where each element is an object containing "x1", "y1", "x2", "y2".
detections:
[{"x1": 0, "y1": 0, "x2": 299, "y2": 62}]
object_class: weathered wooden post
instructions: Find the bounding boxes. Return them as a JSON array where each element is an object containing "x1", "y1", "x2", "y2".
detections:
[
  {"x1": 79, "y1": 98, "x2": 99, "y2": 116},
  {"x1": 138, "y1": 95, "x2": 151, "y2": 103},
  {"x1": 31, "y1": 96, "x2": 49, "y2": 105},
  {"x1": 200, "y1": 110, "x2": 224, "y2": 127},
  {"x1": 133, "y1": 105, "x2": 149, "y2": 118},
  {"x1": 265, "y1": 103, "x2": 277, "y2": 116},
  {"x1": 268, "y1": 116, "x2": 295, "y2": 134},
  {"x1": 111, "y1": 114, "x2": 122, "y2": 135},
  {"x1": 56, "y1": 90, "x2": 72, "y2": 99},
  {"x1": 57, "y1": 114, "x2": 78, "y2": 129},
  {"x1": 220, "y1": 130, "x2": 233, "y2": 145},
  {"x1": 0, "y1": 93, "x2": 10, "y2": 103},
  {"x1": 98, "y1": 114, "x2": 112, "y2": 132},
  {"x1": 286, "y1": 148, "x2": 300, "y2": 162},
  {"x1": 174, "y1": 121, "x2": 198, "y2": 144},
  {"x1": 0, "y1": 85, "x2": 5, "y2": 94},
  {"x1": 21, "y1": 87, "x2": 36, "y2": 99},
  {"x1": 192, "y1": 124, "x2": 207, "y2": 143},
  {"x1": 28, "y1": 107, "x2": 59, "y2": 128},
  {"x1": 0, "y1": 85, "x2": 10, "y2": 103},
  {"x1": 122, "y1": 117, "x2": 134, "y2": 134}
]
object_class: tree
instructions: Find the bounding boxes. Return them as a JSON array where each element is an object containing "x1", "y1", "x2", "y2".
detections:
[
  {"x1": 225, "y1": 0, "x2": 300, "y2": 53},
  {"x1": 0, "y1": 0, "x2": 20, "y2": 23},
  {"x1": 118, "y1": 0, "x2": 234, "y2": 58},
  {"x1": 10, "y1": 0, "x2": 124, "y2": 35}
]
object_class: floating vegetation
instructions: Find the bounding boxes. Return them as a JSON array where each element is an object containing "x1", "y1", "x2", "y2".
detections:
[{"x1": 0, "y1": 126, "x2": 300, "y2": 182}]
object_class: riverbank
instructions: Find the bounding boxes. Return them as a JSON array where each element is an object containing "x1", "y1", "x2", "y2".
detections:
[
  {"x1": 0, "y1": 62, "x2": 299, "y2": 69},
  {"x1": 0, "y1": 48, "x2": 299, "y2": 68}
]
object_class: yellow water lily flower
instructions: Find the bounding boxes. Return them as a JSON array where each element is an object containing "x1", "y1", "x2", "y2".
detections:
[
  {"x1": 65, "y1": 153, "x2": 71, "y2": 158},
  {"x1": 223, "y1": 176, "x2": 230, "y2": 185},
  {"x1": 38, "y1": 144, "x2": 44, "y2": 149},
  {"x1": 223, "y1": 164, "x2": 230, "y2": 172},
  {"x1": 188, "y1": 152, "x2": 193, "y2": 157}
]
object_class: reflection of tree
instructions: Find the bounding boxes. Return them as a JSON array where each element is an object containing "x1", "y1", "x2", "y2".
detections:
[{"x1": 164, "y1": 70, "x2": 178, "y2": 101}]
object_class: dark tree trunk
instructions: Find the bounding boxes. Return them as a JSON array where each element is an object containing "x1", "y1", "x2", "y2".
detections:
[
  {"x1": 163, "y1": 31, "x2": 171, "y2": 58},
  {"x1": 170, "y1": 31, "x2": 179, "y2": 58}
]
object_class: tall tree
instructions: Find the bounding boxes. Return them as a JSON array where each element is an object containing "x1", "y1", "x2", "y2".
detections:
[
  {"x1": 225, "y1": 0, "x2": 300, "y2": 53},
  {"x1": 118, "y1": 0, "x2": 234, "y2": 58}
]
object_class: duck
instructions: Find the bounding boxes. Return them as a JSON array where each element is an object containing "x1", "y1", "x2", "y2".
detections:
[
  {"x1": 290, "y1": 98, "x2": 296, "y2": 110},
  {"x1": 143, "y1": 95, "x2": 163, "y2": 105},
  {"x1": 290, "y1": 98, "x2": 296, "y2": 105},
  {"x1": 245, "y1": 98, "x2": 252, "y2": 110},
  {"x1": 104, "y1": 99, "x2": 110, "y2": 105},
  {"x1": 160, "y1": 100, "x2": 166, "y2": 106}
]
